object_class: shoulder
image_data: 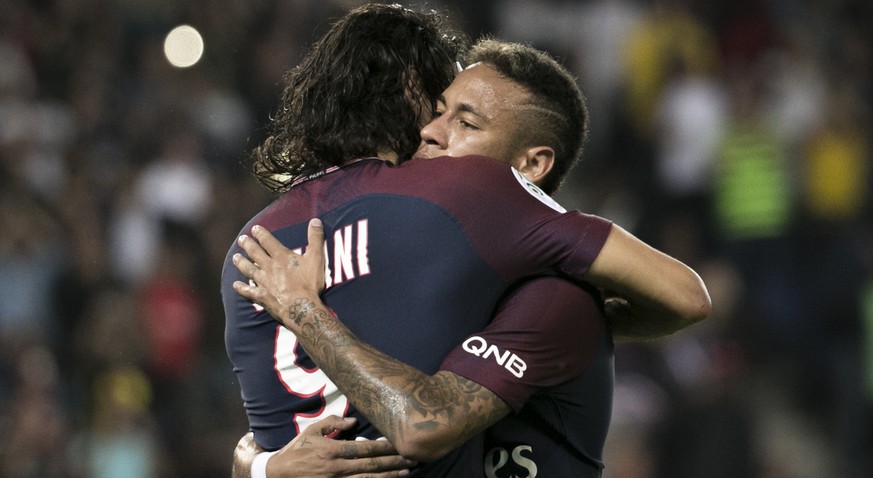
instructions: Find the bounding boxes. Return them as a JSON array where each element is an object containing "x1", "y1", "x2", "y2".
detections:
[
  {"x1": 394, "y1": 155, "x2": 562, "y2": 209},
  {"x1": 398, "y1": 154, "x2": 511, "y2": 177}
]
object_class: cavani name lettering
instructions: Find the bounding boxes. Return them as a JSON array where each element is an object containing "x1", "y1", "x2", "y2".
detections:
[
  {"x1": 326, "y1": 219, "x2": 370, "y2": 288},
  {"x1": 291, "y1": 219, "x2": 371, "y2": 289}
]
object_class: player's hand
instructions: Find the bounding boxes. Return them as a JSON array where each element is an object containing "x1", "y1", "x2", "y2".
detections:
[
  {"x1": 232, "y1": 416, "x2": 416, "y2": 478},
  {"x1": 233, "y1": 219, "x2": 327, "y2": 324},
  {"x1": 267, "y1": 416, "x2": 416, "y2": 478},
  {"x1": 603, "y1": 294, "x2": 661, "y2": 342}
]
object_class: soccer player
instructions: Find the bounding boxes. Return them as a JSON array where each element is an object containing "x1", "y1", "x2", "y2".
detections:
[
  {"x1": 222, "y1": 6, "x2": 709, "y2": 477},
  {"x1": 229, "y1": 39, "x2": 708, "y2": 477}
]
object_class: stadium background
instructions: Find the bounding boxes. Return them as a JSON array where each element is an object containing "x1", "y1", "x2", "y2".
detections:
[{"x1": 0, "y1": 0, "x2": 870, "y2": 476}]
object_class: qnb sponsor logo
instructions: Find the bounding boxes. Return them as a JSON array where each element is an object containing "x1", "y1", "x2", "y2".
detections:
[
  {"x1": 462, "y1": 336, "x2": 527, "y2": 378},
  {"x1": 485, "y1": 445, "x2": 538, "y2": 478}
]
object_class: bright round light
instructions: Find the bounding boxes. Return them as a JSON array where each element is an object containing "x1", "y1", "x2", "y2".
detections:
[{"x1": 164, "y1": 25, "x2": 204, "y2": 68}]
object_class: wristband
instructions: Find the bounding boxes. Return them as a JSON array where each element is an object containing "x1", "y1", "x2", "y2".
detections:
[{"x1": 251, "y1": 450, "x2": 277, "y2": 478}]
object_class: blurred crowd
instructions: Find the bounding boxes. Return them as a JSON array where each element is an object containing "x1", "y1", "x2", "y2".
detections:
[{"x1": 0, "y1": 0, "x2": 870, "y2": 477}]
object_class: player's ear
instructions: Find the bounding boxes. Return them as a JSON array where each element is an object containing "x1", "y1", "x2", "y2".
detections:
[{"x1": 515, "y1": 146, "x2": 554, "y2": 186}]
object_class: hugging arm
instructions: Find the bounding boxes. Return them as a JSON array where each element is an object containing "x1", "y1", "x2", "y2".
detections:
[
  {"x1": 233, "y1": 221, "x2": 511, "y2": 462},
  {"x1": 585, "y1": 223, "x2": 711, "y2": 341}
]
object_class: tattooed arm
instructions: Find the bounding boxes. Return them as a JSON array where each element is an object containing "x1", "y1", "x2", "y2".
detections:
[
  {"x1": 233, "y1": 221, "x2": 511, "y2": 462},
  {"x1": 275, "y1": 309, "x2": 508, "y2": 462}
]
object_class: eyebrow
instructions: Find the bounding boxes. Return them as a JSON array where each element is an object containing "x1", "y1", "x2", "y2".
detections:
[{"x1": 437, "y1": 94, "x2": 490, "y2": 122}]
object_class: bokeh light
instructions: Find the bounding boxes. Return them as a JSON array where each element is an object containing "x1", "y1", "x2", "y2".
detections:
[{"x1": 163, "y1": 25, "x2": 204, "y2": 68}]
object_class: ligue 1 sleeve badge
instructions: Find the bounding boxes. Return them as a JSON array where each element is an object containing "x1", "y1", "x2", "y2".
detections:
[{"x1": 510, "y1": 167, "x2": 566, "y2": 213}]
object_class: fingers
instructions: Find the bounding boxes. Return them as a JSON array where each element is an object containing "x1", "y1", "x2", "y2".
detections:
[
  {"x1": 301, "y1": 417, "x2": 400, "y2": 459},
  {"x1": 231, "y1": 252, "x2": 265, "y2": 308},
  {"x1": 238, "y1": 221, "x2": 322, "y2": 266},
  {"x1": 343, "y1": 454, "x2": 416, "y2": 476},
  {"x1": 250, "y1": 225, "x2": 287, "y2": 257},
  {"x1": 274, "y1": 418, "x2": 415, "y2": 477},
  {"x1": 232, "y1": 219, "x2": 325, "y2": 299},
  {"x1": 232, "y1": 251, "x2": 258, "y2": 279},
  {"x1": 305, "y1": 218, "x2": 325, "y2": 261},
  {"x1": 346, "y1": 439, "x2": 399, "y2": 458},
  {"x1": 232, "y1": 279, "x2": 258, "y2": 303},
  {"x1": 231, "y1": 253, "x2": 262, "y2": 306},
  {"x1": 346, "y1": 459, "x2": 415, "y2": 477},
  {"x1": 237, "y1": 234, "x2": 271, "y2": 270},
  {"x1": 301, "y1": 415, "x2": 358, "y2": 438}
]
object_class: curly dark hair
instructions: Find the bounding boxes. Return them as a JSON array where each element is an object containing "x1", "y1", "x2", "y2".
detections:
[
  {"x1": 252, "y1": 3, "x2": 467, "y2": 192},
  {"x1": 467, "y1": 39, "x2": 589, "y2": 195}
]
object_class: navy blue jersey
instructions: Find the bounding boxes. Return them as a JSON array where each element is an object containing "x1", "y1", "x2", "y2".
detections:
[
  {"x1": 441, "y1": 277, "x2": 613, "y2": 477},
  {"x1": 222, "y1": 155, "x2": 611, "y2": 473}
]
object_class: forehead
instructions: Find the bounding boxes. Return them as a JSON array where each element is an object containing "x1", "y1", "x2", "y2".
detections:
[{"x1": 443, "y1": 63, "x2": 530, "y2": 120}]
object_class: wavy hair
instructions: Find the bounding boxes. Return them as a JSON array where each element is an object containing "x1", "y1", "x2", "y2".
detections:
[{"x1": 252, "y1": 4, "x2": 467, "y2": 192}]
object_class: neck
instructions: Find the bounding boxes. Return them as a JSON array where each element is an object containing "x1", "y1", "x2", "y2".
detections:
[{"x1": 376, "y1": 149, "x2": 399, "y2": 164}]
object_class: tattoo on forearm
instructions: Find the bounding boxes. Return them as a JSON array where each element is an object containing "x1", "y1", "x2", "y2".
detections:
[
  {"x1": 287, "y1": 298, "x2": 318, "y2": 326},
  {"x1": 334, "y1": 355, "x2": 509, "y2": 447},
  {"x1": 285, "y1": 298, "x2": 354, "y2": 350},
  {"x1": 409, "y1": 373, "x2": 507, "y2": 438},
  {"x1": 283, "y1": 298, "x2": 510, "y2": 448}
]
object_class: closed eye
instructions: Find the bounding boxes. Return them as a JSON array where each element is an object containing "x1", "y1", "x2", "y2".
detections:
[{"x1": 459, "y1": 119, "x2": 478, "y2": 130}]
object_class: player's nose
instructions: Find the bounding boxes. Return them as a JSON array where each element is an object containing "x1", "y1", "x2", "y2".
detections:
[{"x1": 419, "y1": 116, "x2": 446, "y2": 151}]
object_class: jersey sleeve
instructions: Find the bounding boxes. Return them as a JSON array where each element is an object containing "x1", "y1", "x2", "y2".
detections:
[
  {"x1": 438, "y1": 276, "x2": 605, "y2": 412},
  {"x1": 393, "y1": 155, "x2": 613, "y2": 283}
]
